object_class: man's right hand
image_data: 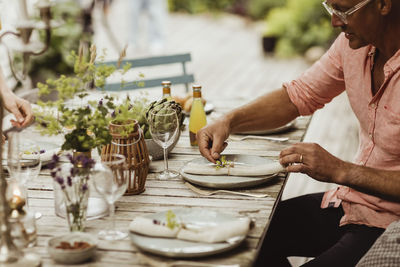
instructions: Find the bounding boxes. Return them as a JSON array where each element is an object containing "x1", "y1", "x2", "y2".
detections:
[{"x1": 197, "y1": 117, "x2": 230, "y2": 163}]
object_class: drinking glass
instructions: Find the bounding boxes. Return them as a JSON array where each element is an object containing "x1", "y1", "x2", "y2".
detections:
[
  {"x1": 149, "y1": 109, "x2": 180, "y2": 179},
  {"x1": 92, "y1": 154, "x2": 128, "y2": 240},
  {"x1": 7, "y1": 132, "x2": 42, "y2": 218}
]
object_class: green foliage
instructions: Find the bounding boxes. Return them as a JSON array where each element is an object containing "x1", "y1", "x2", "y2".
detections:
[
  {"x1": 24, "y1": 1, "x2": 85, "y2": 85},
  {"x1": 168, "y1": 0, "x2": 235, "y2": 14},
  {"x1": 35, "y1": 47, "x2": 130, "y2": 152},
  {"x1": 247, "y1": 0, "x2": 286, "y2": 20},
  {"x1": 264, "y1": 0, "x2": 339, "y2": 57}
]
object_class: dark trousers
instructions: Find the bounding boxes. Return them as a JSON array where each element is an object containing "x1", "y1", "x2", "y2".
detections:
[{"x1": 254, "y1": 193, "x2": 384, "y2": 267}]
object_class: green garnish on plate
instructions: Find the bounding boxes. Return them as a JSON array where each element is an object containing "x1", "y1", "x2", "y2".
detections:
[{"x1": 215, "y1": 155, "x2": 233, "y2": 169}]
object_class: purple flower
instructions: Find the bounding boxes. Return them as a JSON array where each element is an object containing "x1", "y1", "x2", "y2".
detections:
[
  {"x1": 98, "y1": 99, "x2": 103, "y2": 106},
  {"x1": 67, "y1": 176, "x2": 72, "y2": 187},
  {"x1": 111, "y1": 110, "x2": 116, "y2": 118},
  {"x1": 82, "y1": 184, "x2": 88, "y2": 192},
  {"x1": 50, "y1": 170, "x2": 57, "y2": 178},
  {"x1": 56, "y1": 176, "x2": 64, "y2": 184}
]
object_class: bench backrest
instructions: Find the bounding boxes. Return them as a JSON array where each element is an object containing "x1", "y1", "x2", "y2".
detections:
[{"x1": 102, "y1": 53, "x2": 194, "y2": 92}]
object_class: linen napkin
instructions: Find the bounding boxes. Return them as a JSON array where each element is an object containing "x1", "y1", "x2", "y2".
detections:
[
  {"x1": 183, "y1": 161, "x2": 286, "y2": 176},
  {"x1": 129, "y1": 216, "x2": 251, "y2": 243},
  {"x1": 129, "y1": 216, "x2": 179, "y2": 238}
]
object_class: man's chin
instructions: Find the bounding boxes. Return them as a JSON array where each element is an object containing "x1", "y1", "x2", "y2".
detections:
[{"x1": 346, "y1": 34, "x2": 364, "y2": 49}]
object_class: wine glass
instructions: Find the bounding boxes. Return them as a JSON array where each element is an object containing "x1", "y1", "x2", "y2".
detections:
[
  {"x1": 149, "y1": 109, "x2": 180, "y2": 179},
  {"x1": 7, "y1": 131, "x2": 42, "y2": 218},
  {"x1": 92, "y1": 154, "x2": 128, "y2": 240}
]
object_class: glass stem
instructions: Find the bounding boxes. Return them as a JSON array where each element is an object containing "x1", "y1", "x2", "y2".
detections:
[
  {"x1": 24, "y1": 186, "x2": 30, "y2": 210},
  {"x1": 163, "y1": 147, "x2": 168, "y2": 172},
  {"x1": 109, "y1": 203, "x2": 115, "y2": 231}
]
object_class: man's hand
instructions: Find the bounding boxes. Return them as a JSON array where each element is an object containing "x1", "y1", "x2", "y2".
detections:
[
  {"x1": 279, "y1": 142, "x2": 345, "y2": 183},
  {"x1": 197, "y1": 117, "x2": 230, "y2": 163},
  {"x1": 2, "y1": 91, "x2": 33, "y2": 128}
]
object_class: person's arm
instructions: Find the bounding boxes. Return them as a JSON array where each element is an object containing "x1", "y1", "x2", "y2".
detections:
[
  {"x1": 197, "y1": 87, "x2": 299, "y2": 163},
  {"x1": 0, "y1": 68, "x2": 33, "y2": 128},
  {"x1": 279, "y1": 142, "x2": 400, "y2": 202}
]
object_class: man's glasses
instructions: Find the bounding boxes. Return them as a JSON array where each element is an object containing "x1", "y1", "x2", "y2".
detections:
[{"x1": 322, "y1": 0, "x2": 374, "y2": 24}]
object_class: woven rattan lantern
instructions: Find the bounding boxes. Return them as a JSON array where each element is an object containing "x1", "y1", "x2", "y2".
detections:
[{"x1": 101, "y1": 120, "x2": 150, "y2": 195}]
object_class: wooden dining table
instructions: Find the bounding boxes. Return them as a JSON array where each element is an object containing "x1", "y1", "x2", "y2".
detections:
[{"x1": 21, "y1": 96, "x2": 311, "y2": 267}]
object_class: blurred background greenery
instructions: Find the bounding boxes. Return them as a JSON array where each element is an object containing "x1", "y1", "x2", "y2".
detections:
[
  {"x1": 17, "y1": 0, "x2": 339, "y2": 87},
  {"x1": 168, "y1": 0, "x2": 339, "y2": 57}
]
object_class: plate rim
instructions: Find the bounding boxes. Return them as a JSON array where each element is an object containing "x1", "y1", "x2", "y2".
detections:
[
  {"x1": 180, "y1": 154, "x2": 279, "y2": 189},
  {"x1": 129, "y1": 207, "x2": 247, "y2": 258}
]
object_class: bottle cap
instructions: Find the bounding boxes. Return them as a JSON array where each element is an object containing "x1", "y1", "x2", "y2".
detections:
[
  {"x1": 161, "y1": 81, "x2": 171, "y2": 87},
  {"x1": 192, "y1": 84, "x2": 202, "y2": 91}
]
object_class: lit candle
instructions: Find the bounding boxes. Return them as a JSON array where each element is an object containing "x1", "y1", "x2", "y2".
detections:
[{"x1": 8, "y1": 182, "x2": 25, "y2": 210}]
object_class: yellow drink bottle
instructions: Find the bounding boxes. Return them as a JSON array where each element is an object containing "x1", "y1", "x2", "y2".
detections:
[
  {"x1": 189, "y1": 84, "x2": 207, "y2": 146},
  {"x1": 161, "y1": 80, "x2": 173, "y2": 101}
]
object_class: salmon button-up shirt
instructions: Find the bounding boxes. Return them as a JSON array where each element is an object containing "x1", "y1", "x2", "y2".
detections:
[{"x1": 285, "y1": 33, "x2": 400, "y2": 229}]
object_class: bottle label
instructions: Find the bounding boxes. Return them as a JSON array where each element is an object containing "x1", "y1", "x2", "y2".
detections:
[{"x1": 189, "y1": 131, "x2": 198, "y2": 146}]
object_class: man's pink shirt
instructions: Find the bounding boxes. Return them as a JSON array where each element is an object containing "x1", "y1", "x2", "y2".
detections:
[{"x1": 285, "y1": 33, "x2": 400, "y2": 229}]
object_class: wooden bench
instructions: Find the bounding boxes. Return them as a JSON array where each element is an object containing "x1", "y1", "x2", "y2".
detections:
[{"x1": 102, "y1": 53, "x2": 195, "y2": 92}]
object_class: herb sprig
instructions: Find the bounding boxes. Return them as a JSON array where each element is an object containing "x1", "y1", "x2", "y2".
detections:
[{"x1": 215, "y1": 155, "x2": 232, "y2": 169}]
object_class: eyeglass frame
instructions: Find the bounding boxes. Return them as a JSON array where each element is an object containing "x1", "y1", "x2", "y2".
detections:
[{"x1": 322, "y1": 0, "x2": 374, "y2": 24}]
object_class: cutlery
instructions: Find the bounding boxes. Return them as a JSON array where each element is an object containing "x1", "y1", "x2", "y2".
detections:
[
  {"x1": 138, "y1": 253, "x2": 240, "y2": 267},
  {"x1": 229, "y1": 135, "x2": 288, "y2": 142},
  {"x1": 185, "y1": 182, "x2": 270, "y2": 198}
]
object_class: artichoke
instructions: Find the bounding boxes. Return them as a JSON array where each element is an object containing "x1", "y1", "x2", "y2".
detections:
[{"x1": 142, "y1": 99, "x2": 184, "y2": 139}]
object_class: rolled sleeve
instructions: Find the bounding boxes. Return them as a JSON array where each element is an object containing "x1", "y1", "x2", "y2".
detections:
[{"x1": 285, "y1": 33, "x2": 347, "y2": 116}]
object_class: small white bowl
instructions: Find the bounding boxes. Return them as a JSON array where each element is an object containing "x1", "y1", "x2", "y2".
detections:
[{"x1": 47, "y1": 232, "x2": 97, "y2": 264}]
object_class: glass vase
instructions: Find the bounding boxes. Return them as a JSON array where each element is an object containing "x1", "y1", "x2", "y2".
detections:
[{"x1": 62, "y1": 181, "x2": 89, "y2": 232}]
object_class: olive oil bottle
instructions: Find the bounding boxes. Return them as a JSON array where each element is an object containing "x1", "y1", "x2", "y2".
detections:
[
  {"x1": 161, "y1": 81, "x2": 173, "y2": 101},
  {"x1": 189, "y1": 84, "x2": 207, "y2": 146}
]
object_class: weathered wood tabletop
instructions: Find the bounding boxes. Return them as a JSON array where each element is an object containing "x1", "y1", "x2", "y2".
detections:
[{"x1": 23, "y1": 96, "x2": 311, "y2": 267}]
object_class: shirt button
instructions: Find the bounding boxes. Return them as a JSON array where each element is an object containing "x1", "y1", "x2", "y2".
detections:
[
  {"x1": 370, "y1": 103, "x2": 376, "y2": 108},
  {"x1": 369, "y1": 133, "x2": 373, "y2": 139}
]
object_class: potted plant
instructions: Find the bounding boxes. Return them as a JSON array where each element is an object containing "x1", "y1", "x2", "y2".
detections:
[
  {"x1": 34, "y1": 45, "x2": 132, "y2": 217},
  {"x1": 34, "y1": 45, "x2": 131, "y2": 154}
]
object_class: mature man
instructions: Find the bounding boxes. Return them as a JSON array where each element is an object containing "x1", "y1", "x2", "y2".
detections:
[{"x1": 197, "y1": 0, "x2": 400, "y2": 266}]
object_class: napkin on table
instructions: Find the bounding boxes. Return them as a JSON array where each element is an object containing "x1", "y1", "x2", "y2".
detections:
[
  {"x1": 129, "y1": 216, "x2": 251, "y2": 243},
  {"x1": 183, "y1": 161, "x2": 286, "y2": 176}
]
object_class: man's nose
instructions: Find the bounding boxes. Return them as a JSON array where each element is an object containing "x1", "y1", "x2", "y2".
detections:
[{"x1": 331, "y1": 14, "x2": 345, "y2": 28}]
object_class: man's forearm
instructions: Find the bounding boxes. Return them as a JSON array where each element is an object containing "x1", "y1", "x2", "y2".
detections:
[
  {"x1": 225, "y1": 87, "x2": 300, "y2": 134},
  {"x1": 337, "y1": 162, "x2": 400, "y2": 202}
]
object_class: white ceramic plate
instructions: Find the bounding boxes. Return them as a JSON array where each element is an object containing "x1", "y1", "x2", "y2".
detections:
[
  {"x1": 129, "y1": 208, "x2": 246, "y2": 258},
  {"x1": 183, "y1": 103, "x2": 214, "y2": 116},
  {"x1": 236, "y1": 120, "x2": 296, "y2": 135},
  {"x1": 180, "y1": 154, "x2": 278, "y2": 189},
  {"x1": 3, "y1": 139, "x2": 60, "y2": 166}
]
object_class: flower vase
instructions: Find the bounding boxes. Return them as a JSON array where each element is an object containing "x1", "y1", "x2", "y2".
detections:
[
  {"x1": 54, "y1": 152, "x2": 109, "y2": 220},
  {"x1": 63, "y1": 182, "x2": 89, "y2": 232}
]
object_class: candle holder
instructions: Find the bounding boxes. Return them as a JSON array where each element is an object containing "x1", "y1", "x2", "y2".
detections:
[
  {"x1": 6, "y1": 179, "x2": 37, "y2": 249},
  {"x1": 1, "y1": 0, "x2": 54, "y2": 91},
  {"x1": 0, "y1": 91, "x2": 40, "y2": 265}
]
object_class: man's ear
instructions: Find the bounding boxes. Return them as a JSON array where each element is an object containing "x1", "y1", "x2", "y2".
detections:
[{"x1": 377, "y1": 0, "x2": 391, "y2": 15}]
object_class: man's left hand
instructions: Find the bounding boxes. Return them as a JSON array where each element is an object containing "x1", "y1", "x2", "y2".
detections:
[{"x1": 279, "y1": 142, "x2": 345, "y2": 183}]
